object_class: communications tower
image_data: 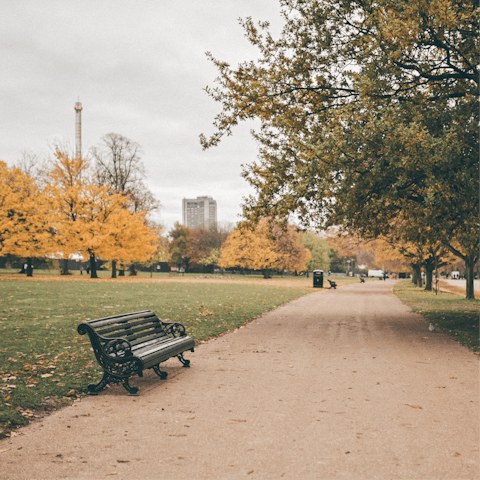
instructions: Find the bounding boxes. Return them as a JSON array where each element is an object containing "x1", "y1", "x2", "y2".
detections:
[{"x1": 74, "y1": 100, "x2": 82, "y2": 159}]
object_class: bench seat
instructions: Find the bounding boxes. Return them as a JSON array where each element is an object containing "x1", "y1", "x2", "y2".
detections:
[{"x1": 77, "y1": 310, "x2": 194, "y2": 395}]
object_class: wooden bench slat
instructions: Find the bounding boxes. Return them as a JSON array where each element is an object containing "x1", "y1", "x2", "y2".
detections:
[
  {"x1": 96, "y1": 318, "x2": 163, "y2": 337},
  {"x1": 100, "y1": 325, "x2": 167, "y2": 342},
  {"x1": 87, "y1": 310, "x2": 156, "y2": 328}
]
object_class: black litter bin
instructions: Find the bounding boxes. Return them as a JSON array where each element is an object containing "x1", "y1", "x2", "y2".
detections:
[{"x1": 313, "y1": 270, "x2": 324, "y2": 288}]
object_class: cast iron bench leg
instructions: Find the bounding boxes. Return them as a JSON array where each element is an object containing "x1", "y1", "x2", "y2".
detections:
[
  {"x1": 153, "y1": 365, "x2": 168, "y2": 379},
  {"x1": 121, "y1": 377, "x2": 139, "y2": 396},
  {"x1": 177, "y1": 353, "x2": 190, "y2": 367},
  {"x1": 87, "y1": 372, "x2": 110, "y2": 395}
]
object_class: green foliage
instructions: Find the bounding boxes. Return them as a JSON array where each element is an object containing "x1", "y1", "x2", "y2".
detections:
[
  {"x1": 300, "y1": 232, "x2": 331, "y2": 271},
  {"x1": 168, "y1": 222, "x2": 190, "y2": 269},
  {"x1": 202, "y1": 0, "x2": 479, "y2": 296}
]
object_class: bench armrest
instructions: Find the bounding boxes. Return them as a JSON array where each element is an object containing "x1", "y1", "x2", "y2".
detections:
[
  {"x1": 162, "y1": 321, "x2": 187, "y2": 337},
  {"x1": 78, "y1": 323, "x2": 142, "y2": 378}
]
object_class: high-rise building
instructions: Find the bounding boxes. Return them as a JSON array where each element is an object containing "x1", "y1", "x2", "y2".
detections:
[{"x1": 182, "y1": 196, "x2": 217, "y2": 229}]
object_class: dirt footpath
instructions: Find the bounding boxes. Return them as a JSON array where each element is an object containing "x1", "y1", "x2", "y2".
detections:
[{"x1": 1, "y1": 280, "x2": 478, "y2": 479}]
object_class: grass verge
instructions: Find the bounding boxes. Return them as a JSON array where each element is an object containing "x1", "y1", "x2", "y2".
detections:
[
  {"x1": 0, "y1": 276, "x2": 314, "y2": 436},
  {"x1": 393, "y1": 280, "x2": 479, "y2": 353}
]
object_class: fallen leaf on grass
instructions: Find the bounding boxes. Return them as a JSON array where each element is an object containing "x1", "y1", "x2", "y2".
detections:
[{"x1": 41, "y1": 374, "x2": 52, "y2": 378}]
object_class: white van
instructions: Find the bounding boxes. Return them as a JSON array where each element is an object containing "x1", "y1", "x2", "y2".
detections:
[
  {"x1": 451, "y1": 271, "x2": 460, "y2": 279},
  {"x1": 368, "y1": 269, "x2": 384, "y2": 278}
]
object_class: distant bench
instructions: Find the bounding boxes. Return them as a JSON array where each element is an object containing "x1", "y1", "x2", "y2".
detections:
[
  {"x1": 328, "y1": 279, "x2": 337, "y2": 289},
  {"x1": 77, "y1": 310, "x2": 194, "y2": 395}
]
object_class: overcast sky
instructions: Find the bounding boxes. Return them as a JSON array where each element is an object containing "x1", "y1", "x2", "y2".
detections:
[{"x1": 1, "y1": 1, "x2": 285, "y2": 233}]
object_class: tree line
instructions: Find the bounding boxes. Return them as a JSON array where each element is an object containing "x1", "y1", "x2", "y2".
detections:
[
  {"x1": 1, "y1": 133, "x2": 335, "y2": 278},
  {"x1": 201, "y1": 0, "x2": 479, "y2": 298},
  {"x1": 0, "y1": 133, "x2": 161, "y2": 278}
]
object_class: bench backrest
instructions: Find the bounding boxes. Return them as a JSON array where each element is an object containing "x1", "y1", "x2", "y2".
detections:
[{"x1": 84, "y1": 310, "x2": 168, "y2": 347}]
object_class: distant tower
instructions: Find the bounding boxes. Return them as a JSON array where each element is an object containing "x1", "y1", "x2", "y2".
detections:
[{"x1": 74, "y1": 100, "x2": 82, "y2": 159}]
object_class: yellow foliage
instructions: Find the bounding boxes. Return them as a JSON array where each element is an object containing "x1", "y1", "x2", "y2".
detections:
[
  {"x1": 219, "y1": 220, "x2": 310, "y2": 273},
  {"x1": 0, "y1": 161, "x2": 55, "y2": 259}
]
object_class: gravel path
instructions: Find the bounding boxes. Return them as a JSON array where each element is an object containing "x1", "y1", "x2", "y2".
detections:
[{"x1": 1, "y1": 280, "x2": 478, "y2": 479}]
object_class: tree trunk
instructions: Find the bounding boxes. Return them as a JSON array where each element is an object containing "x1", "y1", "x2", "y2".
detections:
[
  {"x1": 129, "y1": 264, "x2": 137, "y2": 276},
  {"x1": 263, "y1": 268, "x2": 271, "y2": 279},
  {"x1": 424, "y1": 266, "x2": 434, "y2": 291},
  {"x1": 26, "y1": 258, "x2": 33, "y2": 277},
  {"x1": 465, "y1": 255, "x2": 476, "y2": 300},
  {"x1": 411, "y1": 263, "x2": 422, "y2": 286},
  {"x1": 89, "y1": 254, "x2": 98, "y2": 279},
  {"x1": 119, "y1": 269, "x2": 125, "y2": 276},
  {"x1": 111, "y1": 260, "x2": 117, "y2": 279},
  {"x1": 61, "y1": 258, "x2": 69, "y2": 275}
]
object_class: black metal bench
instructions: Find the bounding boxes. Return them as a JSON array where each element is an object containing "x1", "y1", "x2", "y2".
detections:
[
  {"x1": 77, "y1": 310, "x2": 195, "y2": 396},
  {"x1": 328, "y1": 279, "x2": 337, "y2": 289}
]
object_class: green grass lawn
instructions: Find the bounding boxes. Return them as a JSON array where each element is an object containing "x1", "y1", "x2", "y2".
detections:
[
  {"x1": 394, "y1": 280, "x2": 480, "y2": 352},
  {"x1": 0, "y1": 276, "x2": 312, "y2": 435}
]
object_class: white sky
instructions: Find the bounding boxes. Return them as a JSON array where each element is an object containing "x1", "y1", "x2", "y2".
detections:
[{"x1": 0, "y1": 1, "x2": 284, "y2": 233}]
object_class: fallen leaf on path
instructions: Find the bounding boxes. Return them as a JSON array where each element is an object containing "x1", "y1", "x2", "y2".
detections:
[
  {"x1": 0, "y1": 449, "x2": 9, "y2": 453},
  {"x1": 168, "y1": 434, "x2": 186, "y2": 437},
  {"x1": 453, "y1": 452, "x2": 461, "y2": 457},
  {"x1": 407, "y1": 405, "x2": 423, "y2": 409},
  {"x1": 230, "y1": 419, "x2": 247, "y2": 422},
  {"x1": 449, "y1": 377, "x2": 457, "y2": 379},
  {"x1": 436, "y1": 386, "x2": 446, "y2": 388}
]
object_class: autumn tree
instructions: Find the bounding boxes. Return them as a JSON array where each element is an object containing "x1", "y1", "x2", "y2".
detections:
[
  {"x1": 185, "y1": 226, "x2": 230, "y2": 272},
  {"x1": 0, "y1": 161, "x2": 55, "y2": 276},
  {"x1": 143, "y1": 226, "x2": 171, "y2": 276},
  {"x1": 219, "y1": 221, "x2": 310, "y2": 278},
  {"x1": 92, "y1": 133, "x2": 160, "y2": 276},
  {"x1": 202, "y1": 0, "x2": 479, "y2": 297},
  {"x1": 72, "y1": 185, "x2": 156, "y2": 278},
  {"x1": 48, "y1": 149, "x2": 91, "y2": 274}
]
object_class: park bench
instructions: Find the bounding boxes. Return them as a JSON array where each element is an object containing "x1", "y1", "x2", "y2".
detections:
[
  {"x1": 327, "y1": 279, "x2": 337, "y2": 289},
  {"x1": 77, "y1": 310, "x2": 195, "y2": 396}
]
